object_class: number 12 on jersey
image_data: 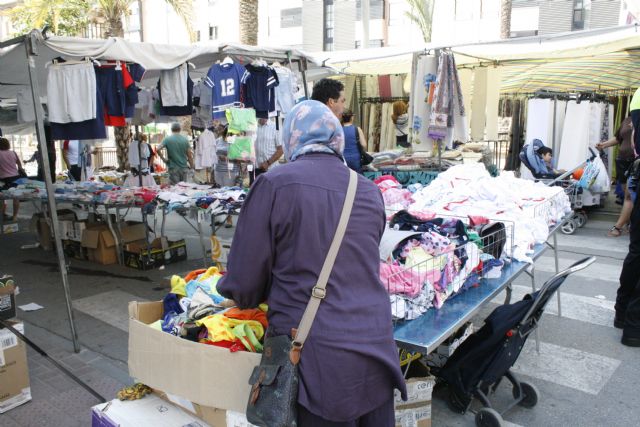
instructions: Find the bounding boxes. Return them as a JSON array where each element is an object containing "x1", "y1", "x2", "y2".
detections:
[{"x1": 220, "y1": 79, "x2": 235, "y2": 97}]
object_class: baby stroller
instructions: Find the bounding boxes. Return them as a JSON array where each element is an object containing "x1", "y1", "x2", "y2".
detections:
[
  {"x1": 436, "y1": 256, "x2": 596, "y2": 427},
  {"x1": 519, "y1": 139, "x2": 559, "y2": 180}
]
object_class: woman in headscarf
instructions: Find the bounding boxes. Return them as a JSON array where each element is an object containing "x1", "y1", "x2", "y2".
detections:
[{"x1": 217, "y1": 100, "x2": 406, "y2": 426}]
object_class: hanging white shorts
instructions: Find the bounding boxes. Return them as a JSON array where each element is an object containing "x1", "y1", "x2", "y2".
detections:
[{"x1": 47, "y1": 62, "x2": 97, "y2": 124}]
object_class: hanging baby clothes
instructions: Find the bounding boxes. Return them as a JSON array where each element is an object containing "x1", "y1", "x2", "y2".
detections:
[
  {"x1": 196, "y1": 128, "x2": 218, "y2": 170},
  {"x1": 205, "y1": 62, "x2": 248, "y2": 119},
  {"x1": 273, "y1": 65, "x2": 298, "y2": 116},
  {"x1": 428, "y1": 52, "x2": 467, "y2": 145},
  {"x1": 125, "y1": 63, "x2": 146, "y2": 119},
  {"x1": 124, "y1": 140, "x2": 155, "y2": 187},
  {"x1": 160, "y1": 63, "x2": 188, "y2": 107}
]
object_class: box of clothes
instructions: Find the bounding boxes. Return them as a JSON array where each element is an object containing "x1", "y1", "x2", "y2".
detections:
[
  {"x1": 123, "y1": 237, "x2": 187, "y2": 270},
  {"x1": 128, "y1": 287, "x2": 261, "y2": 413}
]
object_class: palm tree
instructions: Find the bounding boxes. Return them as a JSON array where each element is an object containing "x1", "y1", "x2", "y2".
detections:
[
  {"x1": 239, "y1": 0, "x2": 259, "y2": 45},
  {"x1": 404, "y1": 0, "x2": 435, "y2": 44},
  {"x1": 500, "y1": 0, "x2": 512, "y2": 39}
]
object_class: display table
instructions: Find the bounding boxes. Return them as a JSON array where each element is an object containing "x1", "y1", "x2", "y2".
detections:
[
  {"x1": 393, "y1": 217, "x2": 568, "y2": 354},
  {"x1": 363, "y1": 170, "x2": 440, "y2": 186}
]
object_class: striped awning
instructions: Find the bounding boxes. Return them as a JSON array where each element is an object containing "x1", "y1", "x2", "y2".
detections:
[{"x1": 500, "y1": 49, "x2": 640, "y2": 93}]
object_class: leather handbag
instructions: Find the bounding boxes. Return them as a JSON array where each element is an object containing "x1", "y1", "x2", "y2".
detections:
[
  {"x1": 246, "y1": 169, "x2": 358, "y2": 427},
  {"x1": 355, "y1": 127, "x2": 373, "y2": 166}
]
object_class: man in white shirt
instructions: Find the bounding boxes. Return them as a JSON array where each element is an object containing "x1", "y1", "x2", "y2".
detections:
[{"x1": 251, "y1": 118, "x2": 283, "y2": 185}]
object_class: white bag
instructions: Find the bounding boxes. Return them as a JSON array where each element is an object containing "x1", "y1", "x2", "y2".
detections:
[{"x1": 591, "y1": 154, "x2": 610, "y2": 192}]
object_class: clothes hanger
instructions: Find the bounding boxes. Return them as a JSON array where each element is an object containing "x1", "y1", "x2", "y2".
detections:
[
  {"x1": 222, "y1": 56, "x2": 233, "y2": 65},
  {"x1": 272, "y1": 60, "x2": 282, "y2": 68},
  {"x1": 48, "y1": 56, "x2": 101, "y2": 67}
]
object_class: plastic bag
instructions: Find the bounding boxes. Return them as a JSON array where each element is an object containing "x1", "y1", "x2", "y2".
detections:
[
  {"x1": 590, "y1": 154, "x2": 611, "y2": 192},
  {"x1": 227, "y1": 136, "x2": 254, "y2": 161},
  {"x1": 578, "y1": 160, "x2": 599, "y2": 189}
]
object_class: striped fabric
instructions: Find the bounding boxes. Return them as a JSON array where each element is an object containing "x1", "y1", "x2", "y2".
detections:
[
  {"x1": 500, "y1": 49, "x2": 640, "y2": 93},
  {"x1": 255, "y1": 120, "x2": 281, "y2": 168}
]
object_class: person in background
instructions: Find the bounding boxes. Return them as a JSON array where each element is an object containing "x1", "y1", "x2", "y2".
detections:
[
  {"x1": 341, "y1": 109, "x2": 367, "y2": 173},
  {"x1": 158, "y1": 122, "x2": 194, "y2": 184},
  {"x1": 26, "y1": 124, "x2": 57, "y2": 182},
  {"x1": 62, "y1": 140, "x2": 81, "y2": 181},
  {"x1": 311, "y1": 78, "x2": 346, "y2": 120},
  {"x1": 392, "y1": 100, "x2": 410, "y2": 148},
  {"x1": 251, "y1": 118, "x2": 283, "y2": 185},
  {"x1": 597, "y1": 116, "x2": 636, "y2": 237},
  {"x1": 217, "y1": 100, "x2": 406, "y2": 425},
  {"x1": 616, "y1": 153, "x2": 640, "y2": 347},
  {"x1": 214, "y1": 124, "x2": 240, "y2": 228},
  {"x1": 0, "y1": 137, "x2": 25, "y2": 221}
]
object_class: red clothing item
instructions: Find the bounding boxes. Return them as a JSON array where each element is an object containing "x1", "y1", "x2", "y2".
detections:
[
  {"x1": 104, "y1": 65, "x2": 134, "y2": 126},
  {"x1": 224, "y1": 307, "x2": 268, "y2": 330},
  {"x1": 378, "y1": 75, "x2": 392, "y2": 98}
]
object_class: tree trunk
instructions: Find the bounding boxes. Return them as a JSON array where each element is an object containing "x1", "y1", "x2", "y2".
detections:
[
  {"x1": 500, "y1": 0, "x2": 512, "y2": 39},
  {"x1": 239, "y1": 0, "x2": 259, "y2": 45}
]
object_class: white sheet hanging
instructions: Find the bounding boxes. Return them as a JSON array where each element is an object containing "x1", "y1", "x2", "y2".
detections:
[{"x1": 557, "y1": 100, "x2": 591, "y2": 171}]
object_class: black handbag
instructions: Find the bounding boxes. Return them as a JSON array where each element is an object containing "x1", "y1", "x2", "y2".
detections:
[
  {"x1": 246, "y1": 170, "x2": 358, "y2": 427},
  {"x1": 355, "y1": 127, "x2": 373, "y2": 166}
]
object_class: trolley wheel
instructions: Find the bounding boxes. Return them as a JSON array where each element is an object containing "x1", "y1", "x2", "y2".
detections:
[
  {"x1": 475, "y1": 407, "x2": 504, "y2": 427},
  {"x1": 575, "y1": 211, "x2": 587, "y2": 228},
  {"x1": 512, "y1": 381, "x2": 539, "y2": 408},
  {"x1": 561, "y1": 219, "x2": 577, "y2": 235}
]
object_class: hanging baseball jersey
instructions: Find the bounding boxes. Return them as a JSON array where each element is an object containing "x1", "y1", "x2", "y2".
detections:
[
  {"x1": 243, "y1": 64, "x2": 279, "y2": 119},
  {"x1": 204, "y1": 62, "x2": 249, "y2": 119}
]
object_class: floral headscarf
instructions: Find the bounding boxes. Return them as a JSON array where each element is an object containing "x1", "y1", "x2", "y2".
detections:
[{"x1": 282, "y1": 100, "x2": 345, "y2": 162}]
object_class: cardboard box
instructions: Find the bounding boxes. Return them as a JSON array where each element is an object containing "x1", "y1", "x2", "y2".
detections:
[
  {"x1": 124, "y1": 238, "x2": 187, "y2": 270},
  {"x1": 158, "y1": 392, "x2": 228, "y2": 426},
  {"x1": 81, "y1": 222, "x2": 147, "y2": 265},
  {"x1": 0, "y1": 322, "x2": 32, "y2": 414},
  {"x1": 30, "y1": 210, "x2": 77, "y2": 251},
  {"x1": 394, "y1": 377, "x2": 435, "y2": 427},
  {"x1": 0, "y1": 281, "x2": 16, "y2": 321},
  {"x1": 128, "y1": 301, "x2": 260, "y2": 413},
  {"x1": 1, "y1": 222, "x2": 19, "y2": 234},
  {"x1": 91, "y1": 394, "x2": 211, "y2": 427}
]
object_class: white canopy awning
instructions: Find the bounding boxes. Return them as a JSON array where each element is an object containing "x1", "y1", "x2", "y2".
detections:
[{"x1": 0, "y1": 33, "x2": 323, "y2": 99}]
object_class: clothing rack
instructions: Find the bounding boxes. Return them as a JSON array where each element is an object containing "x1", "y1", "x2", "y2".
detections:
[{"x1": 359, "y1": 97, "x2": 409, "y2": 103}]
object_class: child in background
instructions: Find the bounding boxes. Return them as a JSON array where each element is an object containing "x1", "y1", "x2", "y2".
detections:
[{"x1": 538, "y1": 147, "x2": 565, "y2": 176}]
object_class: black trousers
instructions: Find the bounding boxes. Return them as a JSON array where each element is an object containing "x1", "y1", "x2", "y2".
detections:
[
  {"x1": 249, "y1": 167, "x2": 267, "y2": 186},
  {"x1": 297, "y1": 395, "x2": 395, "y2": 427},
  {"x1": 616, "y1": 194, "x2": 640, "y2": 337},
  {"x1": 69, "y1": 164, "x2": 82, "y2": 181}
]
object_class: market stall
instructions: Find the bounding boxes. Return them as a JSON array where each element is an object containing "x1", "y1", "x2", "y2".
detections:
[{"x1": 0, "y1": 28, "x2": 325, "y2": 351}]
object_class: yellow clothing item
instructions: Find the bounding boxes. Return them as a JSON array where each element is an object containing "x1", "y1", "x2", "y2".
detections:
[
  {"x1": 258, "y1": 303, "x2": 269, "y2": 313},
  {"x1": 631, "y1": 87, "x2": 640, "y2": 111},
  {"x1": 196, "y1": 314, "x2": 264, "y2": 343},
  {"x1": 170, "y1": 275, "x2": 187, "y2": 297},
  {"x1": 405, "y1": 247, "x2": 447, "y2": 270}
]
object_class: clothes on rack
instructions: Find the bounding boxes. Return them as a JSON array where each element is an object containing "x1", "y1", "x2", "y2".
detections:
[
  {"x1": 47, "y1": 62, "x2": 97, "y2": 124},
  {"x1": 160, "y1": 63, "x2": 188, "y2": 107},
  {"x1": 243, "y1": 64, "x2": 279, "y2": 119},
  {"x1": 204, "y1": 62, "x2": 248, "y2": 119},
  {"x1": 156, "y1": 72, "x2": 194, "y2": 117},
  {"x1": 195, "y1": 128, "x2": 217, "y2": 170},
  {"x1": 272, "y1": 65, "x2": 298, "y2": 116},
  {"x1": 411, "y1": 55, "x2": 438, "y2": 150}
]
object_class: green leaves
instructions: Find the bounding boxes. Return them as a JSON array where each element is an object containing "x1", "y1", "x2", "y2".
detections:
[{"x1": 404, "y1": 0, "x2": 434, "y2": 43}]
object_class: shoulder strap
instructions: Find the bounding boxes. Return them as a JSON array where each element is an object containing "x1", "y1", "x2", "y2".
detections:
[{"x1": 293, "y1": 169, "x2": 358, "y2": 348}]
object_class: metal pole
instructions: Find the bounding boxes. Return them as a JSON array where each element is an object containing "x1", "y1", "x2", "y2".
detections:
[
  {"x1": 553, "y1": 231, "x2": 562, "y2": 317},
  {"x1": 24, "y1": 31, "x2": 80, "y2": 352},
  {"x1": 300, "y1": 58, "x2": 309, "y2": 99}
]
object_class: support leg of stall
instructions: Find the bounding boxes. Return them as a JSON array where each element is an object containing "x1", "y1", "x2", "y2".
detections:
[
  {"x1": 25, "y1": 32, "x2": 80, "y2": 352},
  {"x1": 196, "y1": 210, "x2": 208, "y2": 268},
  {"x1": 527, "y1": 265, "x2": 541, "y2": 354},
  {"x1": 553, "y1": 231, "x2": 562, "y2": 317}
]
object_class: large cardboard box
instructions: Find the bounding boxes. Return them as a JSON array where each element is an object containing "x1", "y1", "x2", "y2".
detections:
[
  {"x1": 124, "y1": 237, "x2": 187, "y2": 270},
  {"x1": 394, "y1": 377, "x2": 435, "y2": 427},
  {"x1": 81, "y1": 222, "x2": 147, "y2": 265},
  {"x1": 0, "y1": 322, "x2": 32, "y2": 414},
  {"x1": 128, "y1": 301, "x2": 260, "y2": 413},
  {"x1": 30, "y1": 210, "x2": 77, "y2": 251},
  {"x1": 0, "y1": 280, "x2": 16, "y2": 321},
  {"x1": 91, "y1": 394, "x2": 212, "y2": 427}
]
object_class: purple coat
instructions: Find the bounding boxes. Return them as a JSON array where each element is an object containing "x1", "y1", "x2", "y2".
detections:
[{"x1": 217, "y1": 153, "x2": 407, "y2": 422}]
